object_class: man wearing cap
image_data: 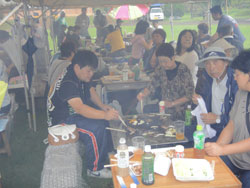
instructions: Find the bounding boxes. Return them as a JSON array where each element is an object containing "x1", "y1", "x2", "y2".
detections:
[
  {"x1": 75, "y1": 8, "x2": 90, "y2": 38},
  {"x1": 205, "y1": 50, "x2": 250, "y2": 188},
  {"x1": 193, "y1": 47, "x2": 238, "y2": 141},
  {"x1": 209, "y1": 5, "x2": 245, "y2": 45}
]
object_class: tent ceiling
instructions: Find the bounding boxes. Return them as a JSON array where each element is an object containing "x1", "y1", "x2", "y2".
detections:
[{"x1": 14, "y1": 0, "x2": 209, "y2": 8}]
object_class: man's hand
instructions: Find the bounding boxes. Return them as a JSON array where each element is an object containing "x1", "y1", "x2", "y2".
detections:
[
  {"x1": 104, "y1": 108, "x2": 119, "y2": 120},
  {"x1": 164, "y1": 100, "x2": 174, "y2": 108},
  {"x1": 137, "y1": 92, "x2": 146, "y2": 101},
  {"x1": 192, "y1": 93, "x2": 202, "y2": 105},
  {"x1": 101, "y1": 104, "x2": 113, "y2": 112},
  {"x1": 201, "y1": 112, "x2": 217, "y2": 124},
  {"x1": 137, "y1": 88, "x2": 150, "y2": 101},
  {"x1": 205, "y1": 142, "x2": 224, "y2": 156}
]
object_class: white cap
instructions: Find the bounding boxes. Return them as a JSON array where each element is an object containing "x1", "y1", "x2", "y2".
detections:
[
  {"x1": 175, "y1": 145, "x2": 184, "y2": 152},
  {"x1": 159, "y1": 101, "x2": 165, "y2": 106},
  {"x1": 119, "y1": 137, "x2": 126, "y2": 144},
  {"x1": 144, "y1": 145, "x2": 151, "y2": 152},
  {"x1": 130, "y1": 183, "x2": 137, "y2": 188}
]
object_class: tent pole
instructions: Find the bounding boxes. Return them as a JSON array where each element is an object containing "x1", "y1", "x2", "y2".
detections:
[
  {"x1": 39, "y1": 0, "x2": 51, "y2": 70},
  {"x1": 13, "y1": 4, "x2": 33, "y2": 130},
  {"x1": 225, "y1": 0, "x2": 228, "y2": 15},
  {"x1": 208, "y1": 0, "x2": 212, "y2": 35},
  {"x1": 170, "y1": 3, "x2": 174, "y2": 41},
  {"x1": 0, "y1": 3, "x2": 23, "y2": 26},
  {"x1": 31, "y1": 88, "x2": 37, "y2": 132},
  {"x1": 50, "y1": 9, "x2": 57, "y2": 54}
]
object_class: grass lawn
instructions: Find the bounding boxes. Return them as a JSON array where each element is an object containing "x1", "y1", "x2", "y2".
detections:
[{"x1": 61, "y1": 15, "x2": 250, "y2": 51}]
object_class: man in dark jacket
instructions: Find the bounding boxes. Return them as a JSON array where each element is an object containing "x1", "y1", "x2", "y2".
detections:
[{"x1": 47, "y1": 50, "x2": 119, "y2": 178}]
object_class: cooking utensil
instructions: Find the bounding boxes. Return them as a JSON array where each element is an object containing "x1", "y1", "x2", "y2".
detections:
[
  {"x1": 106, "y1": 127, "x2": 126, "y2": 133},
  {"x1": 140, "y1": 99, "x2": 143, "y2": 114},
  {"x1": 118, "y1": 115, "x2": 128, "y2": 128}
]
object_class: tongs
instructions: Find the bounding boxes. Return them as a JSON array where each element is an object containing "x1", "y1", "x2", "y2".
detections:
[
  {"x1": 118, "y1": 115, "x2": 136, "y2": 133},
  {"x1": 118, "y1": 115, "x2": 128, "y2": 128}
]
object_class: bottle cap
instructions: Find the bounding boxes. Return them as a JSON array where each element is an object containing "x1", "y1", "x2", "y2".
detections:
[
  {"x1": 175, "y1": 145, "x2": 184, "y2": 152},
  {"x1": 119, "y1": 137, "x2": 126, "y2": 144},
  {"x1": 130, "y1": 183, "x2": 137, "y2": 188},
  {"x1": 144, "y1": 145, "x2": 151, "y2": 152},
  {"x1": 187, "y1": 105, "x2": 191, "y2": 109},
  {"x1": 159, "y1": 101, "x2": 165, "y2": 106},
  {"x1": 196, "y1": 125, "x2": 203, "y2": 131}
]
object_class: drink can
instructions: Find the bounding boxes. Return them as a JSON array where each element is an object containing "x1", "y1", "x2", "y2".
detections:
[
  {"x1": 175, "y1": 145, "x2": 184, "y2": 158},
  {"x1": 159, "y1": 101, "x2": 165, "y2": 114}
]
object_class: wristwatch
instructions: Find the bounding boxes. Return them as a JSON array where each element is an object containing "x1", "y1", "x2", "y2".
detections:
[{"x1": 216, "y1": 116, "x2": 221, "y2": 124}]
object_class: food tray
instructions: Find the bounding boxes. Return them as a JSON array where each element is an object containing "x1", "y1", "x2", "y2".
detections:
[{"x1": 172, "y1": 158, "x2": 214, "y2": 181}]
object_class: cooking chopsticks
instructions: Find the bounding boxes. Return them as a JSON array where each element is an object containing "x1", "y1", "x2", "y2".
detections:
[
  {"x1": 104, "y1": 161, "x2": 141, "y2": 168},
  {"x1": 118, "y1": 115, "x2": 128, "y2": 128},
  {"x1": 106, "y1": 127, "x2": 126, "y2": 133}
]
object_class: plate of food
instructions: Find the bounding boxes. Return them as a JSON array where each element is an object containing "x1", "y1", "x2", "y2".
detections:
[
  {"x1": 129, "y1": 163, "x2": 142, "y2": 176},
  {"x1": 172, "y1": 158, "x2": 214, "y2": 181}
]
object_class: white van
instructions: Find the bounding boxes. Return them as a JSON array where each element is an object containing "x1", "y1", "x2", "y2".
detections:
[{"x1": 149, "y1": 7, "x2": 164, "y2": 21}]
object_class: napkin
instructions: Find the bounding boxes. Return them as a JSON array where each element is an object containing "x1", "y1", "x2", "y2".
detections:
[
  {"x1": 154, "y1": 155, "x2": 171, "y2": 176},
  {"x1": 191, "y1": 98, "x2": 216, "y2": 139}
]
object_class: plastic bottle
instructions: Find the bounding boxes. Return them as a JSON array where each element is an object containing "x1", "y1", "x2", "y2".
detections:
[
  {"x1": 142, "y1": 145, "x2": 154, "y2": 185},
  {"x1": 122, "y1": 63, "x2": 129, "y2": 81},
  {"x1": 132, "y1": 64, "x2": 140, "y2": 81},
  {"x1": 117, "y1": 138, "x2": 129, "y2": 177},
  {"x1": 185, "y1": 105, "x2": 192, "y2": 126},
  {"x1": 193, "y1": 125, "x2": 205, "y2": 158}
]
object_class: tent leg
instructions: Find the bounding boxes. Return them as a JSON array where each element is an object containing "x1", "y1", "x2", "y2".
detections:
[
  {"x1": 208, "y1": 0, "x2": 212, "y2": 35},
  {"x1": 31, "y1": 88, "x2": 37, "y2": 132},
  {"x1": 23, "y1": 74, "x2": 33, "y2": 129},
  {"x1": 50, "y1": 9, "x2": 57, "y2": 54},
  {"x1": 19, "y1": 4, "x2": 33, "y2": 130}
]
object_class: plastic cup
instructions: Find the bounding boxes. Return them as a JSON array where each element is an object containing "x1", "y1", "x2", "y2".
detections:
[
  {"x1": 132, "y1": 136, "x2": 145, "y2": 157},
  {"x1": 174, "y1": 120, "x2": 185, "y2": 140},
  {"x1": 109, "y1": 66, "x2": 115, "y2": 76}
]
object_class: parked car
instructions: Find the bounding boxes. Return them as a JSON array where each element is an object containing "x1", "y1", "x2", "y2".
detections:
[{"x1": 148, "y1": 7, "x2": 164, "y2": 21}]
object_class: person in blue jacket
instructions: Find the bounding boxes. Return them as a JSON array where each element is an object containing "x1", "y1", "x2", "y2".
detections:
[{"x1": 192, "y1": 47, "x2": 238, "y2": 142}]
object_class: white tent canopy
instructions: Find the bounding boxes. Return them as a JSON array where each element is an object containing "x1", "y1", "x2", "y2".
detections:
[{"x1": 14, "y1": 0, "x2": 209, "y2": 8}]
